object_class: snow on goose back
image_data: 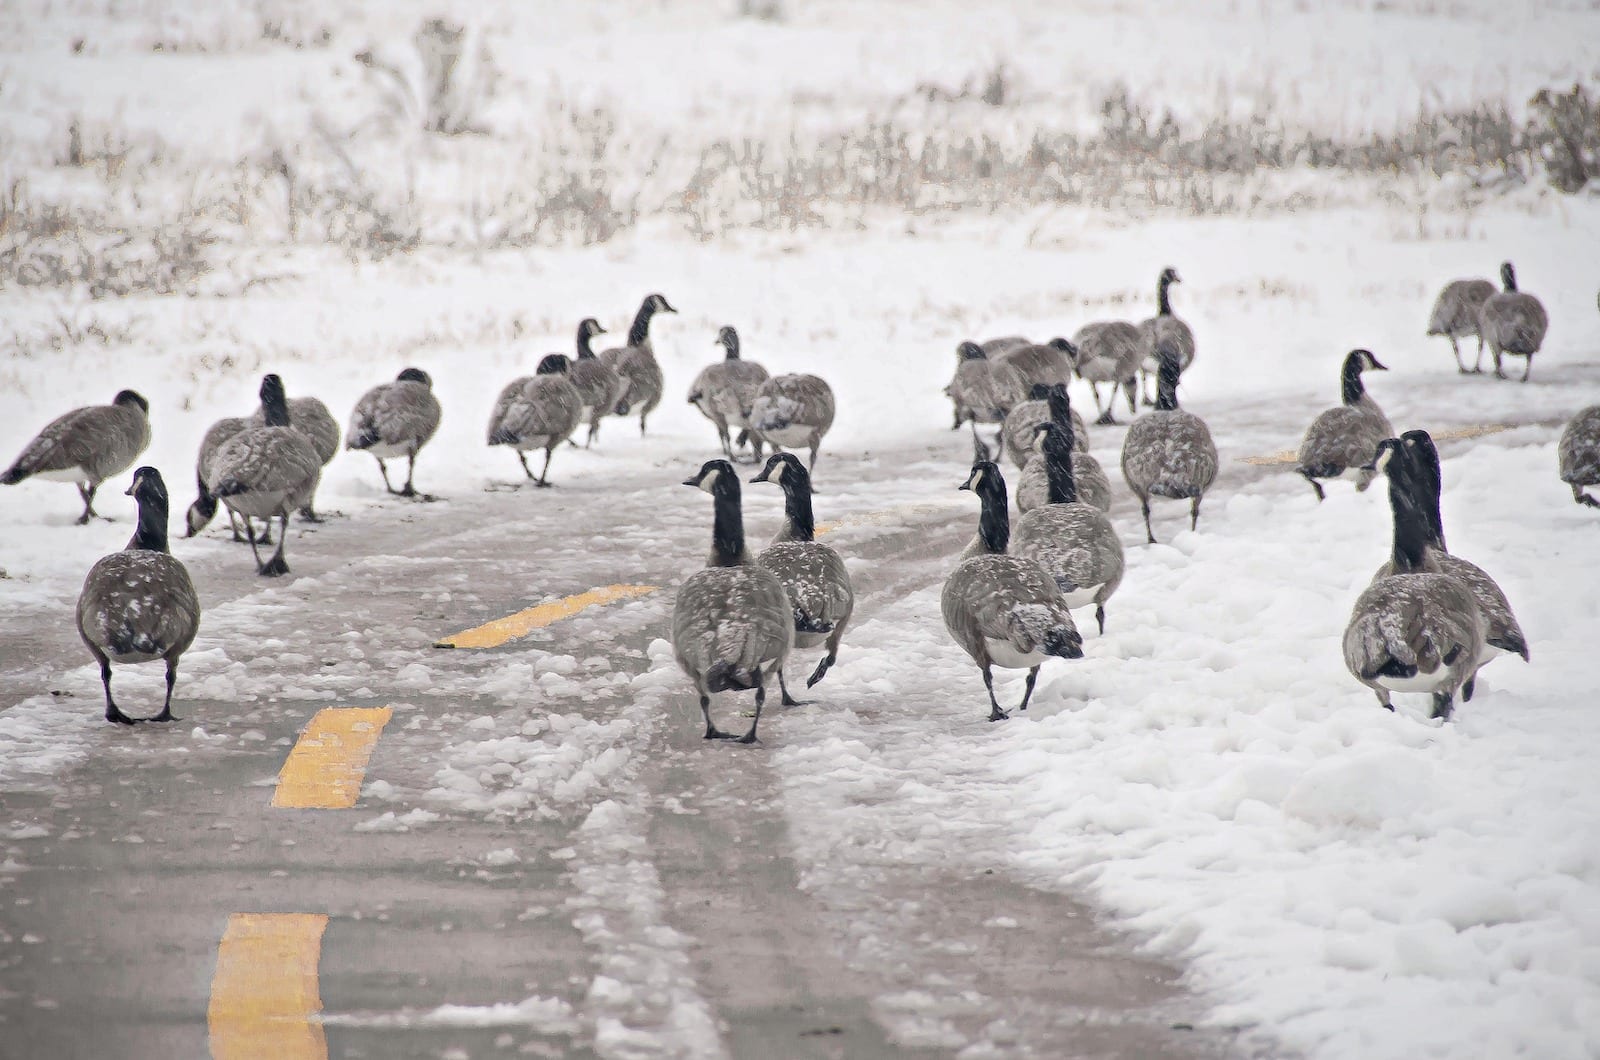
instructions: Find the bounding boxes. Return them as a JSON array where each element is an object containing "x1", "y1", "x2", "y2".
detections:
[{"x1": 1119, "y1": 350, "x2": 1218, "y2": 543}]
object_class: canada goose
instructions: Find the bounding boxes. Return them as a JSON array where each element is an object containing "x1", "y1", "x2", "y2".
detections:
[
  {"x1": 2, "y1": 389, "x2": 151, "y2": 524},
  {"x1": 346, "y1": 367, "x2": 442, "y2": 498},
  {"x1": 944, "y1": 341, "x2": 1028, "y2": 431},
  {"x1": 1137, "y1": 268, "x2": 1196, "y2": 406},
  {"x1": 565, "y1": 318, "x2": 622, "y2": 447},
  {"x1": 994, "y1": 337, "x2": 1078, "y2": 392},
  {"x1": 1016, "y1": 385, "x2": 1111, "y2": 514},
  {"x1": 488, "y1": 354, "x2": 583, "y2": 487},
  {"x1": 249, "y1": 389, "x2": 338, "y2": 521},
  {"x1": 76, "y1": 467, "x2": 201, "y2": 724},
  {"x1": 750, "y1": 373, "x2": 836, "y2": 471},
  {"x1": 1343, "y1": 439, "x2": 1486, "y2": 721},
  {"x1": 1426, "y1": 277, "x2": 1496, "y2": 373},
  {"x1": 944, "y1": 461, "x2": 1083, "y2": 721},
  {"x1": 980, "y1": 335, "x2": 1031, "y2": 356},
  {"x1": 600, "y1": 293, "x2": 676, "y2": 435},
  {"x1": 1002, "y1": 383, "x2": 1090, "y2": 467},
  {"x1": 1559, "y1": 405, "x2": 1600, "y2": 508},
  {"x1": 206, "y1": 374, "x2": 323, "y2": 577},
  {"x1": 689, "y1": 326, "x2": 772, "y2": 462},
  {"x1": 1295, "y1": 349, "x2": 1393, "y2": 501},
  {"x1": 1479, "y1": 262, "x2": 1549, "y2": 382},
  {"x1": 673, "y1": 459, "x2": 794, "y2": 743},
  {"x1": 1120, "y1": 350, "x2": 1218, "y2": 543},
  {"x1": 749, "y1": 452, "x2": 854, "y2": 697},
  {"x1": 1069, "y1": 320, "x2": 1143, "y2": 424},
  {"x1": 185, "y1": 416, "x2": 258, "y2": 542},
  {"x1": 1012, "y1": 423, "x2": 1125, "y2": 635}
]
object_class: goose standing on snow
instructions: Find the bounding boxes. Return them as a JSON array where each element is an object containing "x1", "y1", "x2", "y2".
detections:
[
  {"x1": 945, "y1": 341, "x2": 1028, "y2": 432},
  {"x1": 186, "y1": 416, "x2": 255, "y2": 542},
  {"x1": 750, "y1": 372, "x2": 836, "y2": 471},
  {"x1": 944, "y1": 461, "x2": 1083, "y2": 721},
  {"x1": 749, "y1": 452, "x2": 854, "y2": 697},
  {"x1": 673, "y1": 460, "x2": 793, "y2": 743},
  {"x1": 205, "y1": 374, "x2": 323, "y2": 576},
  {"x1": 1479, "y1": 261, "x2": 1549, "y2": 382},
  {"x1": 1003, "y1": 383, "x2": 1089, "y2": 467},
  {"x1": 1136, "y1": 268, "x2": 1196, "y2": 406},
  {"x1": 1295, "y1": 349, "x2": 1393, "y2": 501},
  {"x1": 1012, "y1": 422, "x2": 1125, "y2": 635},
  {"x1": 1426, "y1": 277, "x2": 1496, "y2": 373},
  {"x1": 1017, "y1": 385, "x2": 1111, "y2": 514},
  {"x1": 1070, "y1": 320, "x2": 1144, "y2": 424},
  {"x1": 77, "y1": 467, "x2": 201, "y2": 724},
  {"x1": 1120, "y1": 349, "x2": 1219, "y2": 543},
  {"x1": 600, "y1": 293, "x2": 676, "y2": 435},
  {"x1": 2, "y1": 390, "x2": 150, "y2": 524},
  {"x1": 566, "y1": 318, "x2": 622, "y2": 447},
  {"x1": 1559, "y1": 405, "x2": 1600, "y2": 509},
  {"x1": 250, "y1": 386, "x2": 338, "y2": 521},
  {"x1": 1343, "y1": 439, "x2": 1486, "y2": 721},
  {"x1": 994, "y1": 337, "x2": 1078, "y2": 392},
  {"x1": 487, "y1": 354, "x2": 583, "y2": 487},
  {"x1": 346, "y1": 367, "x2": 442, "y2": 498},
  {"x1": 689, "y1": 326, "x2": 771, "y2": 462}
]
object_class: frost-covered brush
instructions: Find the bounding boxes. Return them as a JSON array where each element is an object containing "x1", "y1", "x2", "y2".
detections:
[
  {"x1": 1017, "y1": 384, "x2": 1110, "y2": 514},
  {"x1": 599, "y1": 293, "x2": 675, "y2": 436},
  {"x1": 1343, "y1": 439, "x2": 1486, "y2": 722},
  {"x1": 750, "y1": 452, "x2": 854, "y2": 695},
  {"x1": 1479, "y1": 261, "x2": 1549, "y2": 382},
  {"x1": 206, "y1": 374, "x2": 322, "y2": 577},
  {"x1": 748, "y1": 371, "x2": 836, "y2": 471},
  {"x1": 1011, "y1": 422, "x2": 1124, "y2": 636},
  {"x1": 1069, "y1": 320, "x2": 1142, "y2": 425},
  {"x1": 1558, "y1": 404, "x2": 1600, "y2": 509},
  {"x1": 688, "y1": 325, "x2": 771, "y2": 463},
  {"x1": 565, "y1": 317, "x2": 620, "y2": 448},
  {"x1": 249, "y1": 386, "x2": 339, "y2": 521},
  {"x1": 945, "y1": 340, "x2": 1027, "y2": 434},
  {"x1": 346, "y1": 367, "x2": 442, "y2": 499},
  {"x1": 1136, "y1": 267, "x2": 1196, "y2": 407},
  {"x1": 1426, "y1": 277, "x2": 1495, "y2": 374},
  {"x1": 1119, "y1": 349, "x2": 1218, "y2": 544},
  {"x1": 2, "y1": 389, "x2": 150, "y2": 525},
  {"x1": 1295, "y1": 348, "x2": 1393, "y2": 502},
  {"x1": 672, "y1": 459, "x2": 793, "y2": 744},
  {"x1": 487, "y1": 354, "x2": 582, "y2": 487},
  {"x1": 1002, "y1": 378, "x2": 1089, "y2": 470},
  {"x1": 76, "y1": 466, "x2": 201, "y2": 725},
  {"x1": 943, "y1": 461, "x2": 1082, "y2": 722}
]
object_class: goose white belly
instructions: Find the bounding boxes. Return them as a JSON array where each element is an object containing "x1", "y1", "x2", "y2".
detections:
[
  {"x1": 762, "y1": 425, "x2": 812, "y2": 448},
  {"x1": 34, "y1": 466, "x2": 89, "y2": 483},
  {"x1": 1373, "y1": 671, "x2": 1453, "y2": 694},
  {"x1": 220, "y1": 489, "x2": 295, "y2": 519},
  {"x1": 1060, "y1": 583, "x2": 1105, "y2": 609},
  {"x1": 362, "y1": 441, "x2": 411, "y2": 459},
  {"x1": 984, "y1": 638, "x2": 1048, "y2": 670},
  {"x1": 510, "y1": 434, "x2": 559, "y2": 452}
]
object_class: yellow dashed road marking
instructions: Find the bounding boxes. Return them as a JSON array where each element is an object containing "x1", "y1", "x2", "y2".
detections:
[
  {"x1": 1241, "y1": 423, "x2": 1515, "y2": 466},
  {"x1": 434, "y1": 584, "x2": 658, "y2": 649},
  {"x1": 208, "y1": 913, "x2": 329, "y2": 1060},
  {"x1": 273, "y1": 707, "x2": 393, "y2": 809}
]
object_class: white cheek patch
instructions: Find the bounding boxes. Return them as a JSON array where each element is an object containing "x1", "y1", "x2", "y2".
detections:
[
  {"x1": 772, "y1": 462, "x2": 787, "y2": 486},
  {"x1": 1373, "y1": 448, "x2": 1393, "y2": 475},
  {"x1": 967, "y1": 468, "x2": 986, "y2": 490},
  {"x1": 698, "y1": 467, "x2": 721, "y2": 494}
]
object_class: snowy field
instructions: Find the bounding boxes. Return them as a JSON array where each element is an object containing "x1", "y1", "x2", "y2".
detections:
[{"x1": 3, "y1": 1, "x2": 1600, "y2": 1058}]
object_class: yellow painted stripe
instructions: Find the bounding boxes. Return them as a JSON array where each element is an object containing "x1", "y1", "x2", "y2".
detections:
[
  {"x1": 272, "y1": 707, "x2": 393, "y2": 810},
  {"x1": 1242, "y1": 423, "x2": 1514, "y2": 466},
  {"x1": 208, "y1": 913, "x2": 329, "y2": 1060},
  {"x1": 434, "y1": 584, "x2": 658, "y2": 649}
]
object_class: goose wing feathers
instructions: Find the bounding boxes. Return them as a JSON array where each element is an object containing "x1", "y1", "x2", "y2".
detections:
[
  {"x1": 5, "y1": 402, "x2": 149, "y2": 483},
  {"x1": 757, "y1": 541, "x2": 853, "y2": 633},
  {"x1": 1137, "y1": 316, "x2": 1196, "y2": 372},
  {"x1": 1122, "y1": 411, "x2": 1218, "y2": 498},
  {"x1": 1016, "y1": 453, "x2": 1112, "y2": 513},
  {"x1": 1001, "y1": 399, "x2": 1089, "y2": 467},
  {"x1": 1298, "y1": 405, "x2": 1389, "y2": 471},
  {"x1": 602, "y1": 344, "x2": 664, "y2": 414},
  {"x1": 942, "y1": 555, "x2": 1077, "y2": 661},
  {"x1": 1070, "y1": 322, "x2": 1142, "y2": 382},
  {"x1": 1559, "y1": 406, "x2": 1600, "y2": 486},
  {"x1": 348, "y1": 379, "x2": 441, "y2": 453},
  {"x1": 1428, "y1": 279, "x2": 1495, "y2": 336},
  {"x1": 489, "y1": 376, "x2": 582, "y2": 447},
  {"x1": 752, "y1": 374, "x2": 835, "y2": 433},
  {"x1": 1344, "y1": 573, "x2": 1484, "y2": 687},
  {"x1": 252, "y1": 397, "x2": 339, "y2": 465},
  {"x1": 1011, "y1": 505, "x2": 1124, "y2": 597},
  {"x1": 672, "y1": 566, "x2": 793, "y2": 678},
  {"x1": 947, "y1": 360, "x2": 1026, "y2": 422},
  {"x1": 569, "y1": 358, "x2": 625, "y2": 415},
  {"x1": 207, "y1": 426, "x2": 322, "y2": 515},
  {"x1": 77, "y1": 551, "x2": 200, "y2": 663},
  {"x1": 1480, "y1": 293, "x2": 1549, "y2": 355},
  {"x1": 994, "y1": 343, "x2": 1075, "y2": 389}
]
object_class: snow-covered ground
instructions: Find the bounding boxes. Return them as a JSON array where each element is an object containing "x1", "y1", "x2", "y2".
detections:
[{"x1": 4, "y1": 1, "x2": 1600, "y2": 1058}]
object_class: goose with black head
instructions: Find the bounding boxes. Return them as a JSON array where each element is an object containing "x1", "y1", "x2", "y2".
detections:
[
  {"x1": 600, "y1": 293, "x2": 676, "y2": 435},
  {"x1": 1136, "y1": 267, "x2": 1196, "y2": 406},
  {"x1": 1296, "y1": 349, "x2": 1393, "y2": 501},
  {"x1": 689, "y1": 326, "x2": 772, "y2": 462},
  {"x1": 565, "y1": 318, "x2": 623, "y2": 447},
  {"x1": 347, "y1": 367, "x2": 442, "y2": 498},
  {"x1": 1120, "y1": 349, "x2": 1219, "y2": 543},
  {"x1": 1426, "y1": 276, "x2": 1496, "y2": 373},
  {"x1": 1016, "y1": 385, "x2": 1110, "y2": 513},
  {"x1": 487, "y1": 354, "x2": 583, "y2": 487},
  {"x1": 3, "y1": 389, "x2": 151, "y2": 524},
  {"x1": 1479, "y1": 261, "x2": 1548, "y2": 382}
]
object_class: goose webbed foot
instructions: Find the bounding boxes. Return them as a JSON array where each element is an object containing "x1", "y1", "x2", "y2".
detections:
[
  {"x1": 150, "y1": 706, "x2": 178, "y2": 723},
  {"x1": 806, "y1": 653, "x2": 835, "y2": 688},
  {"x1": 1095, "y1": 605, "x2": 1106, "y2": 637},
  {"x1": 1431, "y1": 692, "x2": 1455, "y2": 721},
  {"x1": 105, "y1": 705, "x2": 137, "y2": 725},
  {"x1": 988, "y1": 705, "x2": 1009, "y2": 722},
  {"x1": 1300, "y1": 471, "x2": 1326, "y2": 502},
  {"x1": 1574, "y1": 486, "x2": 1600, "y2": 509},
  {"x1": 1463, "y1": 674, "x2": 1477, "y2": 702},
  {"x1": 1094, "y1": 410, "x2": 1118, "y2": 426},
  {"x1": 777, "y1": 670, "x2": 803, "y2": 707},
  {"x1": 258, "y1": 554, "x2": 290, "y2": 577}
]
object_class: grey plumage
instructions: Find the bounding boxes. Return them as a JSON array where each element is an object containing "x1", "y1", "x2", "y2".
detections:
[
  {"x1": 943, "y1": 461, "x2": 1083, "y2": 722},
  {"x1": 1296, "y1": 349, "x2": 1393, "y2": 501},
  {"x1": 1136, "y1": 268, "x2": 1196, "y2": 406},
  {"x1": 566, "y1": 318, "x2": 623, "y2": 447},
  {"x1": 1479, "y1": 262, "x2": 1549, "y2": 382},
  {"x1": 1013, "y1": 384, "x2": 1108, "y2": 513},
  {"x1": 250, "y1": 391, "x2": 337, "y2": 520},
  {"x1": 208, "y1": 374, "x2": 323, "y2": 577},
  {"x1": 673, "y1": 460, "x2": 793, "y2": 743},
  {"x1": 347, "y1": 367, "x2": 442, "y2": 498},
  {"x1": 1426, "y1": 277, "x2": 1496, "y2": 373},
  {"x1": 1120, "y1": 350, "x2": 1218, "y2": 543},
  {"x1": 945, "y1": 341, "x2": 1028, "y2": 430},
  {"x1": 1070, "y1": 320, "x2": 1144, "y2": 424},
  {"x1": 488, "y1": 354, "x2": 582, "y2": 487},
  {"x1": 994, "y1": 338, "x2": 1078, "y2": 392},
  {"x1": 2, "y1": 389, "x2": 151, "y2": 524},
  {"x1": 750, "y1": 373, "x2": 836, "y2": 471},
  {"x1": 689, "y1": 326, "x2": 771, "y2": 462},
  {"x1": 1559, "y1": 405, "x2": 1600, "y2": 509},
  {"x1": 1002, "y1": 385, "x2": 1089, "y2": 467},
  {"x1": 77, "y1": 467, "x2": 200, "y2": 724},
  {"x1": 980, "y1": 336, "x2": 1032, "y2": 357},
  {"x1": 599, "y1": 293, "x2": 676, "y2": 435},
  {"x1": 185, "y1": 415, "x2": 254, "y2": 541}
]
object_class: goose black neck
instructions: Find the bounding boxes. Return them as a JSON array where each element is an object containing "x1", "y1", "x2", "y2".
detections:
[
  {"x1": 1156, "y1": 275, "x2": 1173, "y2": 316},
  {"x1": 628, "y1": 304, "x2": 657, "y2": 347},
  {"x1": 1388, "y1": 470, "x2": 1431, "y2": 573},
  {"x1": 1155, "y1": 368, "x2": 1180, "y2": 412},
  {"x1": 129, "y1": 492, "x2": 171, "y2": 553},
  {"x1": 1341, "y1": 359, "x2": 1365, "y2": 406},
  {"x1": 1043, "y1": 443, "x2": 1079, "y2": 505},
  {"x1": 977, "y1": 486, "x2": 1010, "y2": 554},
  {"x1": 781, "y1": 479, "x2": 815, "y2": 542},
  {"x1": 723, "y1": 333, "x2": 741, "y2": 361},
  {"x1": 1415, "y1": 450, "x2": 1447, "y2": 551},
  {"x1": 710, "y1": 491, "x2": 746, "y2": 567},
  {"x1": 576, "y1": 325, "x2": 597, "y2": 360},
  {"x1": 262, "y1": 392, "x2": 291, "y2": 427}
]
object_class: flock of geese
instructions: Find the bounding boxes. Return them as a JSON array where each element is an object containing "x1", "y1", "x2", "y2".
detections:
[{"x1": 2, "y1": 268, "x2": 1597, "y2": 733}]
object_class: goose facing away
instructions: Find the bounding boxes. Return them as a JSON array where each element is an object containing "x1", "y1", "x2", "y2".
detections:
[
  {"x1": 1011, "y1": 422, "x2": 1125, "y2": 634},
  {"x1": 600, "y1": 293, "x2": 676, "y2": 435},
  {"x1": 750, "y1": 452, "x2": 854, "y2": 695},
  {"x1": 750, "y1": 373, "x2": 836, "y2": 471},
  {"x1": 980, "y1": 335, "x2": 1031, "y2": 357},
  {"x1": 488, "y1": 354, "x2": 583, "y2": 486},
  {"x1": 1479, "y1": 262, "x2": 1549, "y2": 382},
  {"x1": 1120, "y1": 350, "x2": 1219, "y2": 543},
  {"x1": 1069, "y1": 321, "x2": 1144, "y2": 424},
  {"x1": 1295, "y1": 349, "x2": 1393, "y2": 501},
  {"x1": 689, "y1": 326, "x2": 772, "y2": 462},
  {"x1": 346, "y1": 367, "x2": 442, "y2": 498},
  {"x1": 250, "y1": 391, "x2": 338, "y2": 521},
  {"x1": 2, "y1": 389, "x2": 151, "y2": 524},
  {"x1": 1343, "y1": 439, "x2": 1486, "y2": 721},
  {"x1": 994, "y1": 338, "x2": 1078, "y2": 392},
  {"x1": 207, "y1": 374, "x2": 323, "y2": 576},
  {"x1": 1137, "y1": 268, "x2": 1196, "y2": 406},
  {"x1": 945, "y1": 341, "x2": 1028, "y2": 431},
  {"x1": 186, "y1": 416, "x2": 256, "y2": 542},
  {"x1": 673, "y1": 459, "x2": 794, "y2": 743},
  {"x1": 566, "y1": 318, "x2": 621, "y2": 447},
  {"x1": 944, "y1": 461, "x2": 1083, "y2": 721},
  {"x1": 1426, "y1": 277, "x2": 1496, "y2": 373},
  {"x1": 1002, "y1": 383, "x2": 1089, "y2": 467},
  {"x1": 1559, "y1": 405, "x2": 1600, "y2": 508},
  {"x1": 77, "y1": 467, "x2": 201, "y2": 724},
  {"x1": 1016, "y1": 385, "x2": 1111, "y2": 513}
]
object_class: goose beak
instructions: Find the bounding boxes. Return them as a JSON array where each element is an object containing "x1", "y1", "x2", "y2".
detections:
[
  {"x1": 124, "y1": 484, "x2": 136, "y2": 497},
  {"x1": 957, "y1": 482, "x2": 971, "y2": 491},
  {"x1": 681, "y1": 476, "x2": 700, "y2": 488},
  {"x1": 1370, "y1": 359, "x2": 1389, "y2": 371},
  {"x1": 749, "y1": 469, "x2": 770, "y2": 483}
]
